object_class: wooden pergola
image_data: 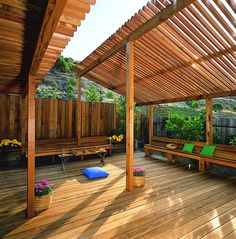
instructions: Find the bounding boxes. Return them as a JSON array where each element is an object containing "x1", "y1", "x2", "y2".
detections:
[
  {"x1": 75, "y1": 0, "x2": 236, "y2": 191},
  {"x1": 1, "y1": 0, "x2": 236, "y2": 219}
]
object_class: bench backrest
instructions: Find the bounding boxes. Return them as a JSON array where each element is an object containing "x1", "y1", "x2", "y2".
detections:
[
  {"x1": 151, "y1": 136, "x2": 236, "y2": 161},
  {"x1": 36, "y1": 136, "x2": 109, "y2": 147}
]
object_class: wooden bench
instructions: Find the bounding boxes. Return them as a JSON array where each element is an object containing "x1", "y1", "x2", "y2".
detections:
[
  {"x1": 144, "y1": 137, "x2": 236, "y2": 171},
  {"x1": 35, "y1": 136, "x2": 112, "y2": 157}
]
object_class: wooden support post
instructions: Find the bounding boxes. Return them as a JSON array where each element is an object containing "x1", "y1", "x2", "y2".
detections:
[
  {"x1": 206, "y1": 98, "x2": 213, "y2": 145},
  {"x1": 148, "y1": 105, "x2": 154, "y2": 144},
  {"x1": 27, "y1": 75, "x2": 35, "y2": 218},
  {"x1": 21, "y1": 96, "x2": 27, "y2": 164},
  {"x1": 205, "y1": 97, "x2": 213, "y2": 170},
  {"x1": 77, "y1": 77, "x2": 82, "y2": 146},
  {"x1": 126, "y1": 41, "x2": 134, "y2": 192}
]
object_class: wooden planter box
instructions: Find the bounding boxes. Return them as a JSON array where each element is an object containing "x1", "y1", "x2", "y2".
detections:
[
  {"x1": 0, "y1": 149, "x2": 21, "y2": 167},
  {"x1": 112, "y1": 142, "x2": 126, "y2": 153}
]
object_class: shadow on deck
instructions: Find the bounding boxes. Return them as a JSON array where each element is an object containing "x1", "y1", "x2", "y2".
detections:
[{"x1": 1, "y1": 152, "x2": 236, "y2": 239}]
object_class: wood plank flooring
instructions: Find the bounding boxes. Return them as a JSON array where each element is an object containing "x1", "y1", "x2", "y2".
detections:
[{"x1": 0, "y1": 152, "x2": 236, "y2": 238}]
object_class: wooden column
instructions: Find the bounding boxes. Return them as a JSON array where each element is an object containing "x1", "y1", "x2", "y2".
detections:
[
  {"x1": 206, "y1": 98, "x2": 213, "y2": 145},
  {"x1": 77, "y1": 77, "x2": 82, "y2": 146},
  {"x1": 148, "y1": 105, "x2": 154, "y2": 144},
  {"x1": 205, "y1": 98, "x2": 213, "y2": 171},
  {"x1": 126, "y1": 41, "x2": 134, "y2": 192},
  {"x1": 21, "y1": 96, "x2": 27, "y2": 160},
  {"x1": 199, "y1": 98, "x2": 213, "y2": 172},
  {"x1": 27, "y1": 75, "x2": 35, "y2": 218}
]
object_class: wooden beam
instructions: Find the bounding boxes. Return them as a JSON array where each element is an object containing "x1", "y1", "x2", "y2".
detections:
[
  {"x1": 27, "y1": 75, "x2": 35, "y2": 218},
  {"x1": 30, "y1": 0, "x2": 68, "y2": 75},
  {"x1": 148, "y1": 105, "x2": 154, "y2": 144},
  {"x1": 76, "y1": 0, "x2": 196, "y2": 77},
  {"x1": 77, "y1": 77, "x2": 82, "y2": 146},
  {"x1": 136, "y1": 90, "x2": 236, "y2": 106},
  {"x1": 126, "y1": 41, "x2": 134, "y2": 192}
]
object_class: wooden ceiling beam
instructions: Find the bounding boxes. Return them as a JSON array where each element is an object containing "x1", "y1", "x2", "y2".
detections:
[
  {"x1": 137, "y1": 90, "x2": 236, "y2": 106},
  {"x1": 30, "y1": 0, "x2": 68, "y2": 75},
  {"x1": 76, "y1": 0, "x2": 197, "y2": 77}
]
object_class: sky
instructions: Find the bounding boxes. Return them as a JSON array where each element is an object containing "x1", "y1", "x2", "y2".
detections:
[{"x1": 62, "y1": 0, "x2": 149, "y2": 61}]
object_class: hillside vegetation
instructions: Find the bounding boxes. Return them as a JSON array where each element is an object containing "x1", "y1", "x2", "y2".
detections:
[{"x1": 36, "y1": 56, "x2": 236, "y2": 119}]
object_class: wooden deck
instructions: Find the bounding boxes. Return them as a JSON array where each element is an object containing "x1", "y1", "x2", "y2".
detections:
[{"x1": 1, "y1": 152, "x2": 236, "y2": 239}]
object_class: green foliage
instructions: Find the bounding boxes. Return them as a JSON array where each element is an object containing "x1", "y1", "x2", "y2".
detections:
[
  {"x1": 36, "y1": 86, "x2": 59, "y2": 99},
  {"x1": 113, "y1": 96, "x2": 140, "y2": 138},
  {"x1": 165, "y1": 113, "x2": 205, "y2": 141},
  {"x1": 213, "y1": 102, "x2": 223, "y2": 112},
  {"x1": 190, "y1": 100, "x2": 200, "y2": 109},
  {"x1": 55, "y1": 56, "x2": 78, "y2": 73},
  {"x1": 229, "y1": 136, "x2": 236, "y2": 146},
  {"x1": 84, "y1": 85, "x2": 103, "y2": 102},
  {"x1": 105, "y1": 90, "x2": 115, "y2": 99},
  {"x1": 66, "y1": 77, "x2": 77, "y2": 98},
  {"x1": 232, "y1": 106, "x2": 236, "y2": 112}
]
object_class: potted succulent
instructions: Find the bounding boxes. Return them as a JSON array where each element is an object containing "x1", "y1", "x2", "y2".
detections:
[
  {"x1": 35, "y1": 179, "x2": 54, "y2": 212},
  {"x1": 133, "y1": 166, "x2": 146, "y2": 187}
]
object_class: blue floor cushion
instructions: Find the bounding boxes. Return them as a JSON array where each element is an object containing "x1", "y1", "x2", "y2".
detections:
[{"x1": 83, "y1": 167, "x2": 109, "y2": 179}]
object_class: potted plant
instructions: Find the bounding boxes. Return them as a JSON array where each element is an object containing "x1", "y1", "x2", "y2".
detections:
[
  {"x1": 133, "y1": 166, "x2": 145, "y2": 187},
  {"x1": 0, "y1": 139, "x2": 21, "y2": 167},
  {"x1": 35, "y1": 179, "x2": 54, "y2": 212},
  {"x1": 107, "y1": 134, "x2": 125, "y2": 153}
]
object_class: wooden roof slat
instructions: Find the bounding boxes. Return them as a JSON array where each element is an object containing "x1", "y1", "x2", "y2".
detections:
[{"x1": 76, "y1": 0, "x2": 236, "y2": 105}]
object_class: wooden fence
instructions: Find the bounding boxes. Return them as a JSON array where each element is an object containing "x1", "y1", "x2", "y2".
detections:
[{"x1": 0, "y1": 95, "x2": 116, "y2": 140}]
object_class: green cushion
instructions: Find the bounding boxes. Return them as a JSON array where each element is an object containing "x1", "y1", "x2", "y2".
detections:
[
  {"x1": 182, "y1": 143, "x2": 195, "y2": 153},
  {"x1": 200, "y1": 145, "x2": 216, "y2": 157}
]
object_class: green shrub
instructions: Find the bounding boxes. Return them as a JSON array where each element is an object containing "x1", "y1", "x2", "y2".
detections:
[
  {"x1": 229, "y1": 136, "x2": 236, "y2": 146},
  {"x1": 190, "y1": 100, "x2": 200, "y2": 109},
  {"x1": 66, "y1": 77, "x2": 78, "y2": 97},
  {"x1": 84, "y1": 85, "x2": 103, "y2": 102},
  {"x1": 113, "y1": 96, "x2": 140, "y2": 138},
  {"x1": 36, "y1": 86, "x2": 59, "y2": 99},
  {"x1": 213, "y1": 103, "x2": 223, "y2": 111},
  {"x1": 165, "y1": 113, "x2": 204, "y2": 141},
  {"x1": 105, "y1": 90, "x2": 115, "y2": 99}
]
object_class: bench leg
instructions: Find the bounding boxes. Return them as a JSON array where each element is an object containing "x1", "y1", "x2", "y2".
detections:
[
  {"x1": 167, "y1": 153, "x2": 173, "y2": 163},
  {"x1": 60, "y1": 158, "x2": 66, "y2": 171},
  {"x1": 98, "y1": 153, "x2": 105, "y2": 165},
  {"x1": 108, "y1": 149, "x2": 112, "y2": 157},
  {"x1": 145, "y1": 149, "x2": 152, "y2": 157},
  {"x1": 199, "y1": 160, "x2": 205, "y2": 172}
]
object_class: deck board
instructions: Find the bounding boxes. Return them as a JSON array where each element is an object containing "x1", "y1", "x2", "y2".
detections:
[{"x1": 0, "y1": 152, "x2": 236, "y2": 238}]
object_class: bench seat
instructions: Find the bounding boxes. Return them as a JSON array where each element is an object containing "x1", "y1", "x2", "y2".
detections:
[{"x1": 144, "y1": 143, "x2": 236, "y2": 170}]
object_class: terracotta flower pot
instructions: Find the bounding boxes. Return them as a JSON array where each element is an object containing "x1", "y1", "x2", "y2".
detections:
[
  {"x1": 35, "y1": 194, "x2": 52, "y2": 212},
  {"x1": 134, "y1": 176, "x2": 145, "y2": 187}
]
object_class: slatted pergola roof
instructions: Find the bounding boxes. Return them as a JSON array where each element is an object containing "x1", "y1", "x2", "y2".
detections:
[
  {"x1": 0, "y1": 0, "x2": 95, "y2": 94},
  {"x1": 76, "y1": 0, "x2": 236, "y2": 105}
]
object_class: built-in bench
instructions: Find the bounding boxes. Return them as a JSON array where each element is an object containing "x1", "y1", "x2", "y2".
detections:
[
  {"x1": 144, "y1": 137, "x2": 236, "y2": 171},
  {"x1": 35, "y1": 136, "x2": 112, "y2": 157}
]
